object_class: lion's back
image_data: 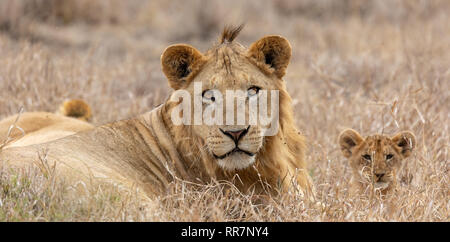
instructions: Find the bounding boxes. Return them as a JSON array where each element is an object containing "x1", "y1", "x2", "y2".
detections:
[{"x1": 0, "y1": 100, "x2": 94, "y2": 149}]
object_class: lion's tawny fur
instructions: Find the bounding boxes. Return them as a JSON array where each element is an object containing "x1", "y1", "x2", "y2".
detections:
[
  {"x1": 58, "y1": 99, "x2": 92, "y2": 121},
  {"x1": 0, "y1": 99, "x2": 93, "y2": 148},
  {"x1": 0, "y1": 27, "x2": 314, "y2": 200}
]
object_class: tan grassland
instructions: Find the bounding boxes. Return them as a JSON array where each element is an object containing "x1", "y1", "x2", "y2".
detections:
[{"x1": 0, "y1": 0, "x2": 448, "y2": 221}]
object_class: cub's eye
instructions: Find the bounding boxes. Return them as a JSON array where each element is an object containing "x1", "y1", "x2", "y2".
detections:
[
  {"x1": 202, "y1": 90, "x2": 215, "y2": 103},
  {"x1": 386, "y1": 154, "x2": 393, "y2": 160},
  {"x1": 247, "y1": 86, "x2": 261, "y2": 97},
  {"x1": 362, "y1": 154, "x2": 372, "y2": 161}
]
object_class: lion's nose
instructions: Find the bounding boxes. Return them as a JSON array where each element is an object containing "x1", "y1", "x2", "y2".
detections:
[{"x1": 220, "y1": 126, "x2": 250, "y2": 143}]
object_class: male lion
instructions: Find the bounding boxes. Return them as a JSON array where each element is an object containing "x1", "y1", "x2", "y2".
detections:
[
  {"x1": 338, "y1": 129, "x2": 416, "y2": 195},
  {"x1": 0, "y1": 26, "x2": 314, "y2": 199},
  {"x1": 0, "y1": 99, "x2": 93, "y2": 149}
]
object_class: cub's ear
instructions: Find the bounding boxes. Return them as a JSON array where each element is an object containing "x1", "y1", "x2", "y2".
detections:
[
  {"x1": 391, "y1": 131, "x2": 416, "y2": 158},
  {"x1": 247, "y1": 35, "x2": 292, "y2": 78},
  {"x1": 161, "y1": 44, "x2": 206, "y2": 90},
  {"x1": 338, "y1": 129, "x2": 363, "y2": 158}
]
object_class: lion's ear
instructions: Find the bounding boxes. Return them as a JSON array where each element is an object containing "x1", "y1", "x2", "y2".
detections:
[
  {"x1": 338, "y1": 129, "x2": 363, "y2": 158},
  {"x1": 247, "y1": 35, "x2": 292, "y2": 78},
  {"x1": 391, "y1": 131, "x2": 416, "y2": 158},
  {"x1": 161, "y1": 44, "x2": 206, "y2": 90}
]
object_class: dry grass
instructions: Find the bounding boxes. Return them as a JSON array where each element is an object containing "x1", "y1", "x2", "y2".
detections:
[{"x1": 0, "y1": 0, "x2": 448, "y2": 221}]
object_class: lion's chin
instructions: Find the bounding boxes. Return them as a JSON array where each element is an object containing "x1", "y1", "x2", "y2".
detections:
[{"x1": 216, "y1": 152, "x2": 256, "y2": 171}]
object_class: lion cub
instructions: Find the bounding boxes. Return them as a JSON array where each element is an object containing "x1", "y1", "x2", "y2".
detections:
[{"x1": 338, "y1": 129, "x2": 416, "y2": 195}]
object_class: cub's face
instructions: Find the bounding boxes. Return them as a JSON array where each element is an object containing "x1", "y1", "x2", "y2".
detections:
[
  {"x1": 338, "y1": 129, "x2": 416, "y2": 192},
  {"x1": 161, "y1": 33, "x2": 291, "y2": 171}
]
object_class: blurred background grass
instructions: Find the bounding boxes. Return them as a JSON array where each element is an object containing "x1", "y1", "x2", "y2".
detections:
[{"x1": 0, "y1": 0, "x2": 448, "y2": 221}]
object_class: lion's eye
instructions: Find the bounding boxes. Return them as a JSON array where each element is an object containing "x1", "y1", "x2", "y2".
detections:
[
  {"x1": 247, "y1": 86, "x2": 260, "y2": 97},
  {"x1": 362, "y1": 154, "x2": 372, "y2": 161},
  {"x1": 202, "y1": 90, "x2": 215, "y2": 103},
  {"x1": 386, "y1": 154, "x2": 393, "y2": 160}
]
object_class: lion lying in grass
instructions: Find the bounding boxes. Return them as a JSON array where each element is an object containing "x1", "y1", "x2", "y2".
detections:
[
  {"x1": 0, "y1": 99, "x2": 93, "y2": 149},
  {"x1": 0, "y1": 26, "x2": 314, "y2": 200}
]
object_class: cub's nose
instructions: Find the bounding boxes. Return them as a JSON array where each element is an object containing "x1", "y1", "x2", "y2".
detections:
[
  {"x1": 375, "y1": 173, "x2": 385, "y2": 180},
  {"x1": 220, "y1": 126, "x2": 250, "y2": 143}
]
